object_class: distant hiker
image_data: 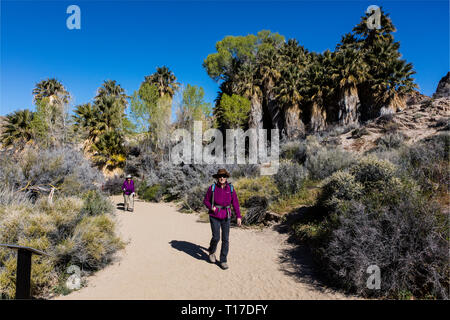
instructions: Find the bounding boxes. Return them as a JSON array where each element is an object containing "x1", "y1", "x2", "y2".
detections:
[
  {"x1": 203, "y1": 168, "x2": 241, "y2": 270},
  {"x1": 122, "y1": 174, "x2": 135, "y2": 212}
]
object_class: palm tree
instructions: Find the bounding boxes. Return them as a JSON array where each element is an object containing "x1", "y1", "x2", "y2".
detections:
[
  {"x1": 303, "y1": 51, "x2": 335, "y2": 131},
  {"x1": 90, "y1": 130, "x2": 126, "y2": 170},
  {"x1": 72, "y1": 103, "x2": 103, "y2": 144},
  {"x1": 144, "y1": 66, "x2": 180, "y2": 99},
  {"x1": 331, "y1": 36, "x2": 369, "y2": 125},
  {"x1": 257, "y1": 46, "x2": 282, "y2": 129},
  {"x1": 352, "y1": 8, "x2": 417, "y2": 119},
  {"x1": 275, "y1": 63, "x2": 305, "y2": 139},
  {"x1": 232, "y1": 62, "x2": 263, "y2": 129},
  {"x1": 0, "y1": 109, "x2": 34, "y2": 148},
  {"x1": 95, "y1": 80, "x2": 128, "y2": 107},
  {"x1": 32, "y1": 78, "x2": 70, "y2": 106}
]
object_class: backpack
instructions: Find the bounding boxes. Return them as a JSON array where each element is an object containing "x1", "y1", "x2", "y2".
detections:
[{"x1": 211, "y1": 183, "x2": 234, "y2": 217}]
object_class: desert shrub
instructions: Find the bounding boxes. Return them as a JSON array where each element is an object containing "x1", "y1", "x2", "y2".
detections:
[
  {"x1": 351, "y1": 127, "x2": 369, "y2": 138},
  {"x1": 0, "y1": 186, "x2": 32, "y2": 206},
  {"x1": 375, "y1": 132, "x2": 406, "y2": 150},
  {"x1": 80, "y1": 190, "x2": 114, "y2": 216},
  {"x1": 349, "y1": 156, "x2": 397, "y2": 191},
  {"x1": 230, "y1": 164, "x2": 259, "y2": 178},
  {"x1": 234, "y1": 176, "x2": 279, "y2": 206},
  {"x1": 317, "y1": 171, "x2": 364, "y2": 212},
  {"x1": 102, "y1": 175, "x2": 125, "y2": 195},
  {"x1": 0, "y1": 194, "x2": 122, "y2": 299},
  {"x1": 67, "y1": 215, "x2": 123, "y2": 270},
  {"x1": 317, "y1": 185, "x2": 449, "y2": 299},
  {"x1": 305, "y1": 147, "x2": 356, "y2": 180},
  {"x1": 273, "y1": 162, "x2": 308, "y2": 196},
  {"x1": 139, "y1": 182, "x2": 164, "y2": 202},
  {"x1": 396, "y1": 133, "x2": 450, "y2": 193},
  {"x1": 182, "y1": 185, "x2": 208, "y2": 212},
  {"x1": 1, "y1": 147, "x2": 104, "y2": 198},
  {"x1": 242, "y1": 196, "x2": 269, "y2": 225}
]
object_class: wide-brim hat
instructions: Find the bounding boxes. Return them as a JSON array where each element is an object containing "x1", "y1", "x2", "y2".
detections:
[
  {"x1": 212, "y1": 168, "x2": 230, "y2": 178},
  {"x1": 126, "y1": 174, "x2": 132, "y2": 179}
]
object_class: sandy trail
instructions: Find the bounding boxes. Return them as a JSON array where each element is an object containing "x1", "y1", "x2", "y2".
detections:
[{"x1": 57, "y1": 195, "x2": 350, "y2": 300}]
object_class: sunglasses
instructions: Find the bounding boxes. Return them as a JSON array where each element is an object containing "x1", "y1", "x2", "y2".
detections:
[{"x1": 218, "y1": 175, "x2": 227, "y2": 178}]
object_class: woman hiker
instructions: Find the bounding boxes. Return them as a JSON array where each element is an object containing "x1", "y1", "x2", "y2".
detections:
[
  {"x1": 203, "y1": 168, "x2": 242, "y2": 270},
  {"x1": 122, "y1": 174, "x2": 135, "y2": 212}
]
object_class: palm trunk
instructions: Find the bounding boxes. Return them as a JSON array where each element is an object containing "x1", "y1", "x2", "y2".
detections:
[
  {"x1": 264, "y1": 78, "x2": 282, "y2": 129},
  {"x1": 284, "y1": 104, "x2": 304, "y2": 139},
  {"x1": 381, "y1": 94, "x2": 406, "y2": 115},
  {"x1": 248, "y1": 92, "x2": 263, "y2": 129},
  {"x1": 338, "y1": 85, "x2": 360, "y2": 125},
  {"x1": 309, "y1": 101, "x2": 327, "y2": 132}
]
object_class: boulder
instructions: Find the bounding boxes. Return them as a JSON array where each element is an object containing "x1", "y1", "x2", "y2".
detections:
[{"x1": 433, "y1": 72, "x2": 450, "y2": 99}]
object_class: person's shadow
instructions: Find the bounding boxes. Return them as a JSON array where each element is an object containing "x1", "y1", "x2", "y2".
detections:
[{"x1": 169, "y1": 240, "x2": 209, "y2": 262}]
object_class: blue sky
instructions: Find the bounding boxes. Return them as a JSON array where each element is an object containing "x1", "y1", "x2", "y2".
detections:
[{"x1": 1, "y1": 0, "x2": 449, "y2": 116}]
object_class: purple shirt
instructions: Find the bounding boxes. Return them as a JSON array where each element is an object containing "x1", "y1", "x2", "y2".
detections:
[
  {"x1": 122, "y1": 180, "x2": 135, "y2": 195},
  {"x1": 203, "y1": 182, "x2": 241, "y2": 220}
]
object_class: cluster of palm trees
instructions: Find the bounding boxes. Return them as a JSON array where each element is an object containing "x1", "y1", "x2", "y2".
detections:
[
  {"x1": 1, "y1": 78, "x2": 70, "y2": 149},
  {"x1": 205, "y1": 8, "x2": 417, "y2": 139}
]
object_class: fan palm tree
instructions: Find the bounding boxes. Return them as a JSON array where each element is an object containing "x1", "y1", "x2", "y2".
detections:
[
  {"x1": 0, "y1": 109, "x2": 34, "y2": 148},
  {"x1": 72, "y1": 103, "x2": 103, "y2": 144},
  {"x1": 331, "y1": 39, "x2": 369, "y2": 125},
  {"x1": 144, "y1": 66, "x2": 180, "y2": 99},
  {"x1": 90, "y1": 130, "x2": 126, "y2": 169},
  {"x1": 32, "y1": 78, "x2": 70, "y2": 106},
  {"x1": 303, "y1": 51, "x2": 335, "y2": 131},
  {"x1": 257, "y1": 47, "x2": 282, "y2": 129},
  {"x1": 275, "y1": 64, "x2": 305, "y2": 139},
  {"x1": 95, "y1": 80, "x2": 128, "y2": 107},
  {"x1": 232, "y1": 61, "x2": 263, "y2": 128}
]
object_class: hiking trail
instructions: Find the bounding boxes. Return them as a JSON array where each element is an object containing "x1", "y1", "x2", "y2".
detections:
[{"x1": 56, "y1": 195, "x2": 351, "y2": 300}]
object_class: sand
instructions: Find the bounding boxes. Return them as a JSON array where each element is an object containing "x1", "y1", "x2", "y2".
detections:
[{"x1": 56, "y1": 195, "x2": 351, "y2": 300}]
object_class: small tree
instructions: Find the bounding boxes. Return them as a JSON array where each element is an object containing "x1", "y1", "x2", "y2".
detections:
[{"x1": 216, "y1": 94, "x2": 250, "y2": 129}]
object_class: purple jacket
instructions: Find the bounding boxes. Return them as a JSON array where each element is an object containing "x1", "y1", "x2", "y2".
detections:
[
  {"x1": 203, "y1": 182, "x2": 241, "y2": 220},
  {"x1": 122, "y1": 180, "x2": 135, "y2": 195}
]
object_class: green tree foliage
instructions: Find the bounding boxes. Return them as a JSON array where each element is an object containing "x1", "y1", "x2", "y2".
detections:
[
  {"x1": 215, "y1": 93, "x2": 250, "y2": 129},
  {"x1": 32, "y1": 78, "x2": 70, "y2": 106},
  {"x1": 175, "y1": 84, "x2": 212, "y2": 131},
  {"x1": 0, "y1": 109, "x2": 35, "y2": 149},
  {"x1": 72, "y1": 80, "x2": 129, "y2": 169},
  {"x1": 204, "y1": 10, "x2": 417, "y2": 135},
  {"x1": 144, "y1": 66, "x2": 180, "y2": 99}
]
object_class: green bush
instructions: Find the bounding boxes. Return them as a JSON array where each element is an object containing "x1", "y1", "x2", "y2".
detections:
[
  {"x1": 349, "y1": 156, "x2": 397, "y2": 191},
  {"x1": 182, "y1": 185, "x2": 207, "y2": 212},
  {"x1": 81, "y1": 190, "x2": 114, "y2": 216},
  {"x1": 305, "y1": 147, "x2": 356, "y2": 180},
  {"x1": 139, "y1": 182, "x2": 164, "y2": 202},
  {"x1": 318, "y1": 171, "x2": 364, "y2": 211},
  {"x1": 375, "y1": 132, "x2": 406, "y2": 150},
  {"x1": 273, "y1": 162, "x2": 308, "y2": 196}
]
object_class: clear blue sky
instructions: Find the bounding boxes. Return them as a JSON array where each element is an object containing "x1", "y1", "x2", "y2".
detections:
[{"x1": 1, "y1": 0, "x2": 449, "y2": 116}]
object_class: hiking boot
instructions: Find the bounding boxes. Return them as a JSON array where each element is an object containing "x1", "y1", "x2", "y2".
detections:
[
  {"x1": 219, "y1": 262, "x2": 229, "y2": 270},
  {"x1": 208, "y1": 253, "x2": 216, "y2": 263}
]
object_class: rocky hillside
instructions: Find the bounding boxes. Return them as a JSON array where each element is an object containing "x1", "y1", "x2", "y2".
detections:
[
  {"x1": 338, "y1": 96, "x2": 449, "y2": 153},
  {"x1": 336, "y1": 73, "x2": 450, "y2": 153}
]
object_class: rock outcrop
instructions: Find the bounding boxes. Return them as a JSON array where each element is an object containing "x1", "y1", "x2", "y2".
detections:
[{"x1": 433, "y1": 72, "x2": 450, "y2": 99}]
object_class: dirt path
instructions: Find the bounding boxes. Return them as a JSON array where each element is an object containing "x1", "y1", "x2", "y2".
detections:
[{"x1": 57, "y1": 195, "x2": 350, "y2": 300}]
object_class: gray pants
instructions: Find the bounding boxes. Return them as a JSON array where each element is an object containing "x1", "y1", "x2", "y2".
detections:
[{"x1": 124, "y1": 194, "x2": 134, "y2": 210}]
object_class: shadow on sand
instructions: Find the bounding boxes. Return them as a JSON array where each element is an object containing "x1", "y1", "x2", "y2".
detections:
[
  {"x1": 169, "y1": 240, "x2": 210, "y2": 262},
  {"x1": 272, "y1": 206, "x2": 343, "y2": 295}
]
